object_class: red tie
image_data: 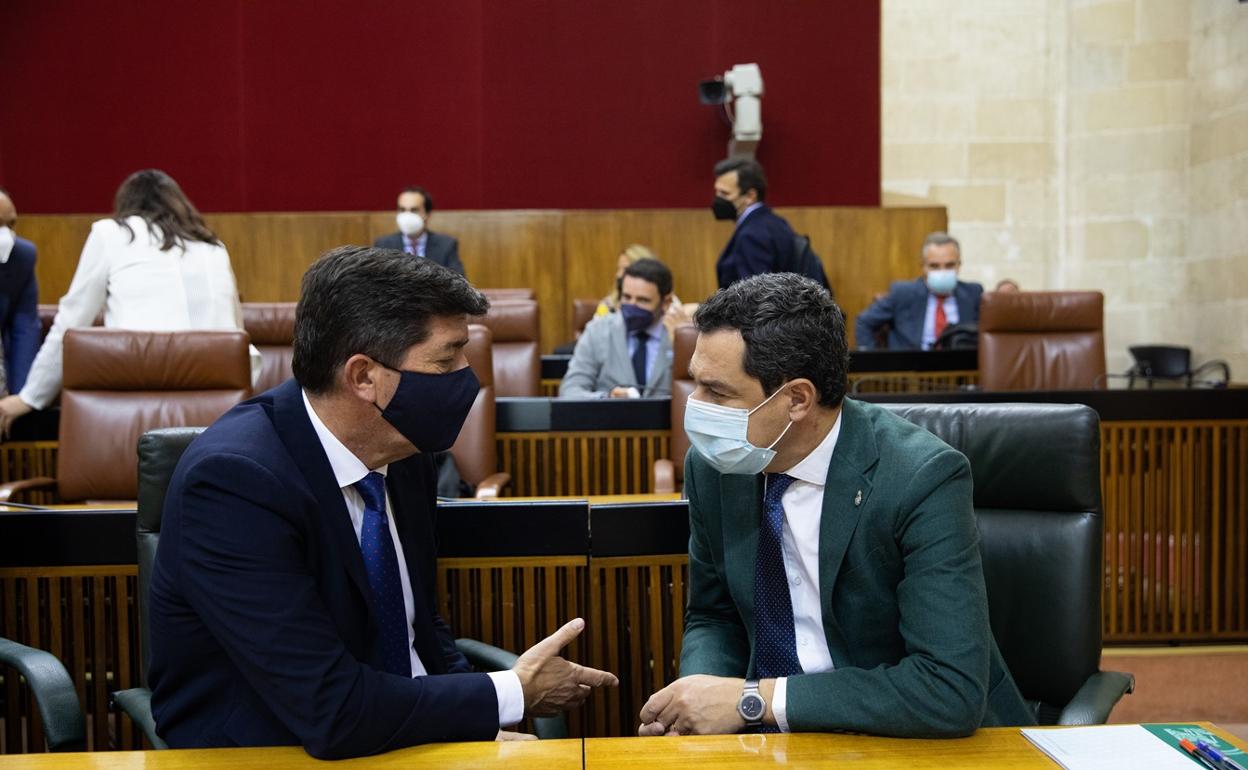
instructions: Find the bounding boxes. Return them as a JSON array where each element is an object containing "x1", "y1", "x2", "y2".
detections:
[{"x1": 934, "y1": 299, "x2": 948, "y2": 339}]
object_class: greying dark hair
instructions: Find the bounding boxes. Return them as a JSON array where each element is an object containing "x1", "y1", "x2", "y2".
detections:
[
  {"x1": 920, "y1": 231, "x2": 961, "y2": 260},
  {"x1": 623, "y1": 257, "x2": 673, "y2": 297},
  {"x1": 713, "y1": 157, "x2": 768, "y2": 201},
  {"x1": 400, "y1": 185, "x2": 435, "y2": 213},
  {"x1": 293, "y1": 246, "x2": 488, "y2": 393},
  {"x1": 694, "y1": 273, "x2": 847, "y2": 408},
  {"x1": 113, "y1": 169, "x2": 220, "y2": 251}
]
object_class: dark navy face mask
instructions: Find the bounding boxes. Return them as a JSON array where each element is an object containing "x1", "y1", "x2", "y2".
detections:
[
  {"x1": 620, "y1": 302, "x2": 657, "y2": 333},
  {"x1": 374, "y1": 363, "x2": 480, "y2": 453}
]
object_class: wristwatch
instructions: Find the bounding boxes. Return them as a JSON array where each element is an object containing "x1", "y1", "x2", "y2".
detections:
[{"x1": 737, "y1": 679, "x2": 766, "y2": 727}]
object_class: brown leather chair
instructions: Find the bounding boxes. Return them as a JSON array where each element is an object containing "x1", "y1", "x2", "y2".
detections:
[
  {"x1": 450, "y1": 324, "x2": 511, "y2": 498},
  {"x1": 480, "y1": 288, "x2": 535, "y2": 301},
  {"x1": 978, "y1": 291, "x2": 1106, "y2": 391},
  {"x1": 572, "y1": 298, "x2": 600, "y2": 338},
  {"x1": 242, "y1": 302, "x2": 297, "y2": 393},
  {"x1": 0, "y1": 329, "x2": 252, "y2": 504},
  {"x1": 38, "y1": 304, "x2": 103, "y2": 343},
  {"x1": 474, "y1": 299, "x2": 540, "y2": 397},
  {"x1": 653, "y1": 324, "x2": 698, "y2": 494}
]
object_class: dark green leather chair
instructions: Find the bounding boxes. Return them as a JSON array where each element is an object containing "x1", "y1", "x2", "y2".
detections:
[
  {"x1": 0, "y1": 638, "x2": 86, "y2": 751},
  {"x1": 112, "y1": 427, "x2": 565, "y2": 748},
  {"x1": 879, "y1": 401, "x2": 1134, "y2": 724}
]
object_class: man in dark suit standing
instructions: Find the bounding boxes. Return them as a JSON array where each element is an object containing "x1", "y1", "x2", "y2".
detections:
[
  {"x1": 148, "y1": 246, "x2": 615, "y2": 757},
  {"x1": 637, "y1": 274, "x2": 1031, "y2": 738},
  {"x1": 712, "y1": 158, "x2": 828, "y2": 291},
  {"x1": 0, "y1": 189, "x2": 40, "y2": 396},
  {"x1": 374, "y1": 186, "x2": 466, "y2": 278},
  {"x1": 854, "y1": 232, "x2": 983, "y2": 350}
]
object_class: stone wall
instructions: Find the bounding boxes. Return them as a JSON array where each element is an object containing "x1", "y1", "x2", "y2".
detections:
[{"x1": 882, "y1": 0, "x2": 1247, "y2": 378}]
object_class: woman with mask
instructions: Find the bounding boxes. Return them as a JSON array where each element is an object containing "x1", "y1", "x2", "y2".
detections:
[{"x1": 0, "y1": 169, "x2": 260, "y2": 436}]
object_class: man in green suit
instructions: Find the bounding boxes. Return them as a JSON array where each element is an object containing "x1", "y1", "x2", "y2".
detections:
[{"x1": 639, "y1": 273, "x2": 1033, "y2": 737}]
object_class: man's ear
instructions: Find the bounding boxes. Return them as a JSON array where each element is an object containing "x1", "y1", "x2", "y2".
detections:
[
  {"x1": 786, "y1": 378, "x2": 818, "y2": 422},
  {"x1": 342, "y1": 354, "x2": 384, "y2": 404}
]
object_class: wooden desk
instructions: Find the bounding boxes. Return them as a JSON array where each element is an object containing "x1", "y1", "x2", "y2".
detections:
[
  {"x1": 0, "y1": 738, "x2": 583, "y2": 768},
  {"x1": 584, "y1": 724, "x2": 1248, "y2": 769}
]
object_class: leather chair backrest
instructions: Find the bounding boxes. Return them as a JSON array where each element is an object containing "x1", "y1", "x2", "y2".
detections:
[
  {"x1": 572, "y1": 298, "x2": 599, "y2": 336},
  {"x1": 669, "y1": 324, "x2": 698, "y2": 486},
  {"x1": 58, "y1": 329, "x2": 251, "y2": 502},
  {"x1": 475, "y1": 299, "x2": 540, "y2": 397},
  {"x1": 481, "y1": 288, "x2": 535, "y2": 301},
  {"x1": 135, "y1": 427, "x2": 205, "y2": 684},
  {"x1": 878, "y1": 401, "x2": 1102, "y2": 719},
  {"x1": 450, "y1": 324, "x2": 497, "y2": 488},
  {"x1": 978, "y1": 292, "x2": 1106, "y2": 391},
  {"x1": 242, "y1": 302, "x2": 297, "y2": 394},
  {"x1": 38, "y1": 304, "x2": 102, "y2": 343}
]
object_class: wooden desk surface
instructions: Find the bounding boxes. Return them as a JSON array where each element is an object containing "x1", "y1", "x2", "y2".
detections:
[
  {"x1": 584, "y1": 723, "x2": 1248, "y2": 769},
  {"x1": 0, "y1": 738, "x2": 583, "y2": 769}
]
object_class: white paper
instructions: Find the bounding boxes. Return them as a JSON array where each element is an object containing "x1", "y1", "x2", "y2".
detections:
[{"x1": 1021, "y1": 725, "x2": 1197, "y2": 770}]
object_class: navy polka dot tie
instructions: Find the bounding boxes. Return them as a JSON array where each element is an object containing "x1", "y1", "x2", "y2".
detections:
[
  {"x1": 354, "y1": 472, "x2": 412, "y2": 677},
  {"x1": 754, "y1": 473, "x2": 803, "y2": 680}
]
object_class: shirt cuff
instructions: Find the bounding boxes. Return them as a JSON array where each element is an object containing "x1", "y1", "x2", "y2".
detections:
[
  {"x1": 488, "y1": 670, "x2": 525, "y2": 727},
  {"x1": 772, "y1": 677, "x2": 791, "y2": 733}
]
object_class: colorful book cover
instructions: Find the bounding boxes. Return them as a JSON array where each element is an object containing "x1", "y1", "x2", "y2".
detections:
[{"x1": 1142, "y1": 724, "x2": 1248, "y2": 765}]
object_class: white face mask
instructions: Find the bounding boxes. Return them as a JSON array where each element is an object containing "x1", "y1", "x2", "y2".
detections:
[
  {"x1": 684, "y1": 386, "x2": 794, "y2": 476},
  {"x1": 396, "y1": 211, "x2": 425, "y2": 237},
  {"x1": 0, "y1": 226, "x2": 14, "y2": 264},
  {"x1": 926, "y1": 268, "x2": 958, "y2": 295}
]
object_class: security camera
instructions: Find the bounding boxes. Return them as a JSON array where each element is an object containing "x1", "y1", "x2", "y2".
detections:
[{"x1": 698, "y1": 63, "x2": 764, "y2": 158}]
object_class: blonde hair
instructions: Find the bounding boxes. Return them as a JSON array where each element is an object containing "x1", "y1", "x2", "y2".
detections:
[{"x1": 603, "y1": 244, "x2": 659, "y2": 309}]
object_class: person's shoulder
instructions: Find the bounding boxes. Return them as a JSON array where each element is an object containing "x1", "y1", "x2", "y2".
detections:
[
  {"x1": 958, "y1": 280, "x2": 985, "y2": 295},
  {"x1": 581, "y1": 311, "x2": 621, "y2": 338},
  {"x1": 12, "y1": 236, "x2": 37, "y2": 263},
  {"x1": 374, "y1": 231, "x2": 402, "y2": 249},
  {"x1": 178, "y1": 397, "x2": 284, "y2": 475},
  {"x1": 428, "y1": 230, "x2": 458, "y2": 246},
  {"x1": 88, "y1": 217, "x2": 128, "y2": 237},
  {"x1": 850, "y1": 398, "x2": 963, "y2": 467}
]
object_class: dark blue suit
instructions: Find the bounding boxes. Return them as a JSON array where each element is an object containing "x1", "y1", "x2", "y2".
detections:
[
  {"x1": 1, "y1": 236, "x2": 41, "y2": 393},
  {"x1": 148, "y1": 379, "x2": 497, "y2": 758},
  {"x1": 374, "y1": 231, "x2": 465, "y2": 278},
  {"x1": 854, "y1": 277, "x2": 983, "y2": 350},
  {"x1": 716, "y1": 204, "x2": 825, "y2": 289}
]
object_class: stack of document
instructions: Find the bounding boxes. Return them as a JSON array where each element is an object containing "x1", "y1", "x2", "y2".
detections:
[{"x1": 1022, "y1": 724, "x2": 1246, "y2": 770}]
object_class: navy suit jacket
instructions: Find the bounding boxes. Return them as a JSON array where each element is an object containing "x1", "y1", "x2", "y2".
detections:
[
  {"x1": 148, "y1": 379, "x2": 498, "y2": 758},
  {"x1": 1, "y1": 237, "x2": 41, "y2": 393},
  {"x1": 716, "y1": 204, "x2": 802, "y2": 289},
  {"x1": 854, "y1": 277, "x2": 983, "y2": 350},
  {"x1": 374, "y1": 231, "x2": 465, "y2": 278}
]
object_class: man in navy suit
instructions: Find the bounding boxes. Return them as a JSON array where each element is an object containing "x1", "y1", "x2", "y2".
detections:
[
  {"x1": 148, "y1": 246, "x2": 616, "y2": 757},
  {"x1": 712, "y1": 158, "x2": 828, "y2": 291},
  {"x1": 854, "y1": 232, "x2": 983, "y2": 350},
  {"x1": 0, "y1": 189, "x2": 41, "y2": 395},
  {"x1": 374, "y1": 186, "x2": 466, "y2": 278}
]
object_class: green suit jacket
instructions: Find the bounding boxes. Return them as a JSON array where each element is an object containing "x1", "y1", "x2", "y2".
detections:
[{"x1": 680, "y1": 397, "x2": 1035, "y2": 736}]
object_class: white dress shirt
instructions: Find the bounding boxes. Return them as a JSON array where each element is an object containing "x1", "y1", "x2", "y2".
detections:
[
  {"x1": 920, "y1": 292, "x2": 960, "y2": 350},
  {"x1": 769, "y1": 410, "x2": 843, "y2": 733},
  {"x1": 19, "y1": 216, "x2": 261, "y2": 410},
  {"x1": 301, "y1": 390, "x2": 524, "y2": 728}
]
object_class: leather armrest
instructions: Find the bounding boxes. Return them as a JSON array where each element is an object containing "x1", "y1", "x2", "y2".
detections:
[
  {"x1": 0, "y1": 637, "x2": 85, "y2": 751},
  {"x1": 0, "y1": 477, "x2": 56, "y2": 503},
  {"x1": 454, "y1": 638, "x2": 569, "y2": 740},
  {"x1": 111, "y1": 687, "x2": 169, "y2": 749},
  {"x1": 653, "y1": 459, "x2": 675, "y2": 494},
  {"x1": 1057, "y1": 670, "x2": 1135, "y2": 725},
  {"x1": 474, "y1": 472, "x2": 512, "y2": 499}
]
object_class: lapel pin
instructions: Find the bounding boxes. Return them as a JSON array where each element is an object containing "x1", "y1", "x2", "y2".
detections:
[{"x1": 854, "y1": 489, "x2": 863, "y2": 507}]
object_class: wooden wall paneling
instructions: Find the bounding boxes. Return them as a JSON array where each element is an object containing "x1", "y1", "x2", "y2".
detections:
[
  {"x1": 206, "y1": 213, "x2": 372, "y2": 303},
  {"x1": 15, "y1": 216, "x2": 98, "y2": 303}
]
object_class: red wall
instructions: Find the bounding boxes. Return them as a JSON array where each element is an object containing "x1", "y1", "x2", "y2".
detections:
[{"x1": 0, "y1": 1, "x2": 879, "y2": 213}]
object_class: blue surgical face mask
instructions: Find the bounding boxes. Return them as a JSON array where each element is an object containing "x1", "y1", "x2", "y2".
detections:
[
  {"x1": 926, "y1": 269, "x2": 958, "y2": 296},
  {"x1": 374, "y1": 363, "x2": 480, "y2": 453},
  {"x1": 620, "y1": 302, "x2": 656, "y2": 333},
  {"x1": 684, "y1": 386, "x2": 793, "y2": 475}
]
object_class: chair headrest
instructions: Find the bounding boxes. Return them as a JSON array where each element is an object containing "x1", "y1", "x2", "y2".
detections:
[
  {"x1": 476, "y1": 299, "x2": 539, "y2": 342},
  {"x1": 241, "y1": 302, "x2": 297, "y2": 345},
  {"x1": 980, "y1": 292, "x2": 1103, "y2": 333},
  {"x1": 63, "y1": 329, "x2": 252, "y2": 390},
  {"x1": 465, "y1": 324, "x2": 495, "y2": 387},
  {"x1": 673, "y1": 324, "x2": 698, "y2": 380}
]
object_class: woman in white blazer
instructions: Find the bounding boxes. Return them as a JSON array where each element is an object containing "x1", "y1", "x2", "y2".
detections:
[{"x1": 0, "y1": 169, "x2": 260, "y2": 434}]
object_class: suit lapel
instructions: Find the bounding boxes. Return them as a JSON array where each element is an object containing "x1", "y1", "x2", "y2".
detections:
[
  {"x1": 608, "y1": 315, "x2": 633, "y2": 385},
  {"x1": 386, "y1": 461, "x2": 447, "y2": 674},
  {"x1": 646, "y1": 328, "x2": 673, "y2": 394},
  {"x1": 272, "y1": 381, "x2": 372, "y2": 605},
  {"x1": 721, "y1": 473, "x2": 765, "y2": 624},
  {"x1": 817, "y1": 399, "x2": 879, "y2": 663}
]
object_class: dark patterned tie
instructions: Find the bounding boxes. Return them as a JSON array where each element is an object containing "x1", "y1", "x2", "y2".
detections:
[
  {"x1": 753, "y1": 473, "x2": 803, "y2": 680},
  {"x1": 631, "y1": 330, "x2": 649, "y2": 388},
  {"x1": 353, "y1": 472, "x2": 411, "y2": 677}
]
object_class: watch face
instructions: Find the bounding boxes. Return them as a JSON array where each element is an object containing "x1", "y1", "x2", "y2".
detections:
[{"x1": 739, "y1": 692, "x2": 765, "y2": 721}]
